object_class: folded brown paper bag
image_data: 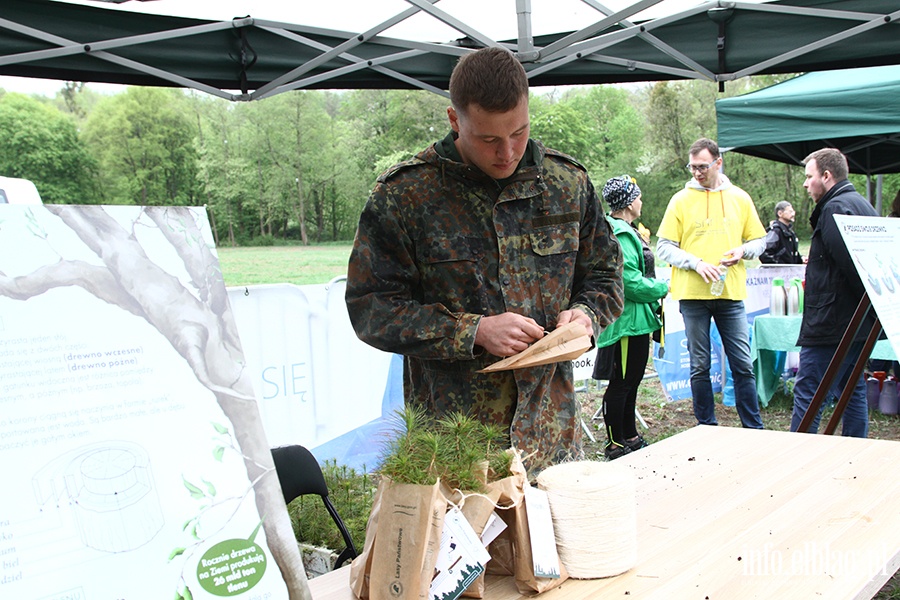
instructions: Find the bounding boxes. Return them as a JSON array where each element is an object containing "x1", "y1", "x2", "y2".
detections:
[
  {"x1": 479, "y1": 322, "x2": 591, "y2": 372},
  {"x1": 484, "y1": 450, "x2": 569, "y2": 594}
]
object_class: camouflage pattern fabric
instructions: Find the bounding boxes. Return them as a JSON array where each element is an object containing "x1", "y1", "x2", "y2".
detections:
[{"x1": 346, "y1": 138, "x2": 623, "y2": 473}]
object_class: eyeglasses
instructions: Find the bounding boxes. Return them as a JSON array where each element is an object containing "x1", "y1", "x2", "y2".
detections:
[{"x1": 686, "y1": 160, "x2": 718, "y2": 173}]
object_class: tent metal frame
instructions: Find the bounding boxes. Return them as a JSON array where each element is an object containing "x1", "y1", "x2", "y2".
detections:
[{"x1": 2, "y1": 0, "x2": 900, "y2": 101}]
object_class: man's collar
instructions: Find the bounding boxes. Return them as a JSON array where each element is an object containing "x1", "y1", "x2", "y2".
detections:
[{"x1": 817, "y1": 179, "x2": 853, "y2": 204}]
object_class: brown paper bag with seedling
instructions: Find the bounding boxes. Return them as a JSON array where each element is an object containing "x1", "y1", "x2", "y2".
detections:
[
  {"x1": 349, "y1": 477, "x2": 447, "y2": 600},
  {"x1": 352, "y1": 407, "x2": 516, "y2": 599},
  {"x1": 485, "y1": 449, "x2": 569, "y2": 594}
]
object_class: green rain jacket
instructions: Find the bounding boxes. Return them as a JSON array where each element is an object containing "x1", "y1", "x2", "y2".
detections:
[
  {"x1": 597, "y1": 216, "x2": 668, "y2": 348},
  {"x1": 346, "y1": 135, "x2": 623, "y2": 472}
]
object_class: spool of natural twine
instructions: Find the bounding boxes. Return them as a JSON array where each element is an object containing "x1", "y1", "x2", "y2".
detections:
[{"x1": 536, "y1": 460, "x2": 637, "y2": 578}]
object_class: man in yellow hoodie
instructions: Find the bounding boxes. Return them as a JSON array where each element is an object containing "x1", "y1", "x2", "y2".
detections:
[{"x1": 656, "y1": 138, "x2": 766, "y2": 429}]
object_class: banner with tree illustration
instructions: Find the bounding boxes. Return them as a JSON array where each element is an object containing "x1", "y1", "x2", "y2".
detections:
[{"x1": 0, "y1": 205, "x2": 306, "y2": 599}]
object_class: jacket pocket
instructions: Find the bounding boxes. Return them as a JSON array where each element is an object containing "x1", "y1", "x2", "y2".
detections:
[
  {"x1": 530, "y1": 221, "x2": 580, "y2": 257},
  {"x1": 415, "y1": 235, "x2": 486, "y2": 309},
  {"x1": 530, "y1": 220, "x2": 580, "y2": 320},
  {"x1": 803, "y1": 291, "x2": 835, "y2": 332}
]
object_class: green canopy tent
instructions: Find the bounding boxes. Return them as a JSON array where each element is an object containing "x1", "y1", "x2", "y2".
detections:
[{"x1": 716, "y1": 64, "x2": 900, "y2": 176}]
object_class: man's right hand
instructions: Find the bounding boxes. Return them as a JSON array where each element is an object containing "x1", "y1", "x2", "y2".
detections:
[
  {"x1": 695, "y1": 260, "x2": 723, "y2": 284},
  {"x1": 475, "y1": 313, "x2": 545, "y2": 357}
]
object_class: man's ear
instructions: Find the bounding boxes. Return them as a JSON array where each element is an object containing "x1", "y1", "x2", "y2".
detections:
[{"x1": 448, "y1": 106, "x2": 460, "y2": 133}]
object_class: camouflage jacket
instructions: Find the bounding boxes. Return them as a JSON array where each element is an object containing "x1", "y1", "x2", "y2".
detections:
[{"x1": 346, "y1": 137, "x2": 623, "y2": 472}]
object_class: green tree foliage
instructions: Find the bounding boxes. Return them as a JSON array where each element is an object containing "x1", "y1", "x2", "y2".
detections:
[
  {"x1": 635, "y1": 77, "x2": 812, "y2": 234},
  {"x1": 341, "y1": 89, "x2": 449, "y2": 179},
  {"x1": 0, "y1": 93, "x2": 95, "y2": 203},
  {"x1": 531, "y1": 86, "x2": 643, "y2": 183},
  {"x1": 191, "y1": 90, "x2": 370, "y2": 246},
  {"x1": 7, "y1": 71, "x2": 894, "y2": 245},
  {"x1": 83, "y1": 87, "x2": 199, "y2": 206},
  {"x1": 192, "y1": 96, "x2": 257, "y2": 246}
]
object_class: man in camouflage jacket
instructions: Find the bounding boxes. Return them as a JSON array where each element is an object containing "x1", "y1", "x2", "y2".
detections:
[{"x1": 345, "y1": 48, "x2": 623, "y2": 473}]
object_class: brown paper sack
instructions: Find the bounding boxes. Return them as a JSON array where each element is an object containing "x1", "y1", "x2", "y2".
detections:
[
  {"x1": 484, "y1": 451, "x2": 568, "y2": 594},
  {"x1": 441, "y1": 467, "x2": 502, "y2": 599},
  {"x1": 349, "y1": 477, "x2": 447, "y2": 599},
  {"x1": 479, "y1": 322, "x2": 592, "y2": 372}
]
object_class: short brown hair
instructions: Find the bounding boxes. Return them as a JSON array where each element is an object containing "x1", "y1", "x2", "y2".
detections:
[
  {"x1": 449, "y1": 47, "x2": 528, "y2": 114},
  {"x1": 689, "y1": 138, "x2": 720, "y2": 159},
  {"x1": 803, "y1": 147, "x2": 848, "y2": 181}
]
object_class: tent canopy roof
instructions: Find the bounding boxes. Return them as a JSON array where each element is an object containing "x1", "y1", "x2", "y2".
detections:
[
  {"x1": 716, "y1": 64, "x2": 900, "y2": 174},
  {"x1": 2, "y1": 0, "x2": 900, "y2": 101}
]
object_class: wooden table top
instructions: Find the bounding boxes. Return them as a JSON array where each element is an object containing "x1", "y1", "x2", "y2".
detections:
[{"x1": 308, "y1": 426, "x2": 900, "y2": 600}]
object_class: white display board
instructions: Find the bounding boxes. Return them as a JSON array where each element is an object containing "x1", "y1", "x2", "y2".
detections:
[
  {"x1": 834, "y1": 214, "x2": 900, "y2": 359},
  {"x1": 0, "y1": 205, "x2": 300, "y2": 600},
  {"x1": 226, "y1": 281, "x2": 392, "y2": 451}
]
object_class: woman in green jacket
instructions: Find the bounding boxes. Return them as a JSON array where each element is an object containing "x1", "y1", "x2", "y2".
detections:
[{"x1": 594, "y1": 176, "x2": 669, "y2": 460}]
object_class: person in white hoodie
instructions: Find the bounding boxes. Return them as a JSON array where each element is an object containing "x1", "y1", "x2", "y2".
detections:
[{"x1": 656, "y1": 138, "x2": 767, "y2": 429}]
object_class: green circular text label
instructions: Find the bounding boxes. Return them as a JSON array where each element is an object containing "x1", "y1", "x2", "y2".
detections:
[{"x1": 196, "y1": 538, "x2": 267, "y2": 596}]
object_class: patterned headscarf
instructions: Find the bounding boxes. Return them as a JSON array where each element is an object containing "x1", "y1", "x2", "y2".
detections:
[{"x1": 602, "y1": 175, "x2": 641, "y2": 212}]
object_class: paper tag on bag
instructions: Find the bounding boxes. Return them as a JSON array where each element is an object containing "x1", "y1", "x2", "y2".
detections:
[
  {"x1": 524, "y1": 484, "x2": 561, "y2": 579},
  {"x1": 430, "y1": 506, "x2": 491, "y2": 600},
  {"x1": 480, "y1": 511, "x2": 507, "y2": 547}
]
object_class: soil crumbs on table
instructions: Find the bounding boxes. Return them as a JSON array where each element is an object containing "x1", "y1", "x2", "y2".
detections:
[{"x1": 577, "y1": 373, "x2": 900, "y2": 599}]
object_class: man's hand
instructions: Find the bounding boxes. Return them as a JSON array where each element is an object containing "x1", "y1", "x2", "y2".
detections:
[
  {"x1": 720, "y1": 245, "x2": 745, "y2": 267},
  {"x1": 556, "y1": 308, "x2": 593, "y2": 338},
  {"x1": 695, "y1": 260, "x2": 723, "y2": 284},
  {"x1": 475, "y1": 313, "x2": 545, "y2": 357}
]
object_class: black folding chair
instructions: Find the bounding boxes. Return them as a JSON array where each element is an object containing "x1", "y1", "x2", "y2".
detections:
[{"x1": 271, "y1": 445, "x2": 359, "y2": 569}]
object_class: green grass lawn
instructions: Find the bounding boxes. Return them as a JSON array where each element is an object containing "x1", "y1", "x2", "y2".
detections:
[
  {"x1": 217, "y1": 238, "x2": 809, "y2": 288},
  {"x1": 216, "y1": 244, "x2": 353, "y2": 287}
]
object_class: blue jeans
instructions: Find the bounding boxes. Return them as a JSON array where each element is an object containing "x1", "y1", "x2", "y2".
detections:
[
  {"x1": 790, "y1": 343, "x2": 868, "y2": 437},
  {"x1": 680, "y1": 300, "x2": 763, "y2": 428}
]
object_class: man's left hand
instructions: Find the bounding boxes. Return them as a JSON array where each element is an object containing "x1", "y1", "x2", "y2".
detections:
[
  {"x1": 556, "y1": 308, "x2": 593, "y2": 337},
  {"x1": 720, "y1": 246, "x2": 745, "y2": 267}
]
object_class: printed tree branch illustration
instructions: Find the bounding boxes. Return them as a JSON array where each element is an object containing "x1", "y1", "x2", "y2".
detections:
[{"x1": 0, "y1": 205, "x2": 310, "y2": 600}]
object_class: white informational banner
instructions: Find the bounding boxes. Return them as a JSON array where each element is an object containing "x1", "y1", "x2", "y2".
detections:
[
  {"x1": 0, "y1": 206, "x2": 300, "y2": 599},
  {"x1": 834, "y1": 214, "x2": 900, "y2": 359},
  {"x1": 226, "y1": 281, "x2": 397, "y2": 470}
]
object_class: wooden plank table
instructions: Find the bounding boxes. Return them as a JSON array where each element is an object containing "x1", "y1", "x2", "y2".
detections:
[{"x1": 308, "y1": 426, "x2": 900, "y2": 599}]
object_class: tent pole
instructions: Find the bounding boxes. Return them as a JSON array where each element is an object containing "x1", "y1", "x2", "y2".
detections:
[
  {"x1": 516, "y1": 0, "x2": 538, "y2": 61},
  {"x1": 876, "y1": 173, "x2": 883, "y2": 213}
]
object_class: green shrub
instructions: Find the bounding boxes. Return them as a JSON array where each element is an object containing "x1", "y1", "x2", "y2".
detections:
[
  {"x1": 243, "y1": 234, "x2": 277, "y2": 247},
  {"x1": 284, "y1": 406, "x2": 515, "y2": 554},
  {"x1": 285, "y1": 461, "x2": 375, "y2": 553},
  {"x1": 378, "y1": 406, "x2": 514, "y2": 491}
]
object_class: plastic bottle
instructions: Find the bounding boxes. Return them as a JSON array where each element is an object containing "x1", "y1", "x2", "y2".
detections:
[
  {"x1": 879, "y1": 379, "x2": 899, "y2": 415},
  {"x1": 786, "y1": 278, "x2": 801, "y2": 315},
  {"x1": 793, "y1": 278, "x2": 804, "y2": 312},
  {"x1": 866, "y1": 377, "x2": 881, "y2": 411},
  {"x1": 709, "y1": 266, "x2": 727, "y2": 297},
  {"x1": 769, "y1": 277, "x2": 787, "y2": 316}
]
